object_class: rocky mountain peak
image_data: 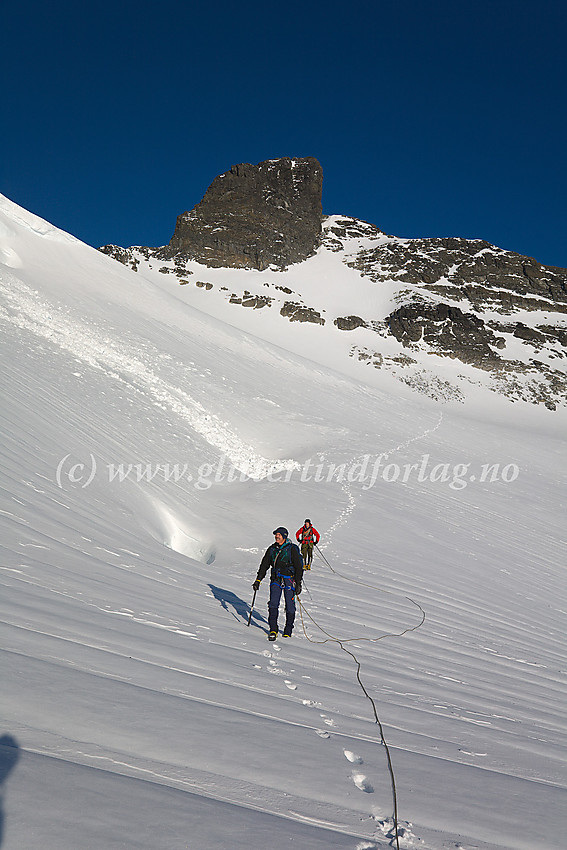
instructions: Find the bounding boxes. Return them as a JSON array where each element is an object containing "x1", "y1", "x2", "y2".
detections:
[
  {"x1": 162, "y1": 157, "x2": 323, "y2": 270},
  {"x1": 98, "y1": 163, "x2": 566, "y2": 410}
]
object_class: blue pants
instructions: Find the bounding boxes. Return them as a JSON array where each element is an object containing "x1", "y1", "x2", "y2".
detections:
[{"x1": 268, "y1": 575, "x2": 296, "y2": 634}]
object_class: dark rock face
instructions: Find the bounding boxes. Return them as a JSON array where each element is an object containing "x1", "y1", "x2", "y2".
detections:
[
  {"x1": 280, "y1": 301, "x2": 325, "y2": 324},
  {"x1": 99, "y1": 244, "x2": 142, "y2": 271},
  {"x1": 349, "y1": 237, "x2": 567, "y2": 314},
  {"x1": 162, "y1": 157, "x2": 323, "y2": 270},
  {"x1": 98, "y1": 171, "x2": 566, "y2": 409},
  {"x1": 334, "y1": 315, "x2": 366, "y2": 330},
  {"x1": 488, "y1": 320, "x2": 567, "y2": 353},
  {"x1": 386, "y1": 302, "x2": 506, "y2": 368},
  {"x1": 343, "y1": 232, "x2": 567, "y2": 405},
  {"x1": 229, "y1": 291, "x2": 273, "y2": 308}
]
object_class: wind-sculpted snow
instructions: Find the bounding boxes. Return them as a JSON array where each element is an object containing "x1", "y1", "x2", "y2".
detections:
[
  {"x1": 0, "y1": 273, "x2": 298, "y2": 479},
  {"x1": 0, "y1": 193, "x2": 80, "y2": 245},
  {"x1": 1, "y1": 196, "x2": 566, "y2": 850}
]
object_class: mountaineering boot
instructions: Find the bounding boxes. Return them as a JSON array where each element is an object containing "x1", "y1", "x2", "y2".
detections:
[
  {"x1": 282, "y1": 631, "x2": 291, "y2": 638},
  {"x1": 268, "y1": 630, "x2": 278, "y2": 641}
]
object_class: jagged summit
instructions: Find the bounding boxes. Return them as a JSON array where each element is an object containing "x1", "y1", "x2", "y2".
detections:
[
  {"x1": 161, "y1": 157, "x2": 323, "y2": 270},
  {"x1": 98, "y1": 163, "x2": 567, "y2": 410}
]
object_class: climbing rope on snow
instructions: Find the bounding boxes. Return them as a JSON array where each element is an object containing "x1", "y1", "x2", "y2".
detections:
[
  {"x1": 313, "y1": 543, "x2": 426, "y2": 640},
  {"x1": 297, "y1": 544, "x2": 426, "y2": 850}
]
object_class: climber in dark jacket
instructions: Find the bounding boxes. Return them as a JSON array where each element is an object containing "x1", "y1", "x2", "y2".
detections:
[{"x1": 253, "y1": 527, "x2": 303, "y2": 639}]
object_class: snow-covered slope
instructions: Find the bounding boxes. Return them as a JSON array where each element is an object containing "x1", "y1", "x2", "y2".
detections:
[
  {"x1": 1, "y1": 194, "x2": 565, "y2": 850},
  {"x1": 102, "y1": 213, "x2": 567, "y2": 410}
]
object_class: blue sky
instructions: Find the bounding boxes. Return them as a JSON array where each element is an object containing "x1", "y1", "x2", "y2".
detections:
[{"x1": 2, "y1": 0, "x2": 566, "y2": 267}]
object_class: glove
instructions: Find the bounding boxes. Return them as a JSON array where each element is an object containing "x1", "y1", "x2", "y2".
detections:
[
  {"x1": 252, "y1": 580, "x2": 261, "y2": 591},
  {"x1": 295, "y1": 582, "x2": 302, "y2": 596}
]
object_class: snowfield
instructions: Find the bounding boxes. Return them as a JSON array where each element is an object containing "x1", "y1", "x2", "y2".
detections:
[{"x1": 0, "y1": 193, "x2": 565, "y2": 849}]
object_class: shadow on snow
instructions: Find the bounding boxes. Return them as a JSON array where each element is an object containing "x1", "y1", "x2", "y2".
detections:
[
  {"x1": 0, "y1": 734, "x2": 20, "y2": 847},
  {"x1": 208, "y1": 584, "x2": 267, "y2": 631}
]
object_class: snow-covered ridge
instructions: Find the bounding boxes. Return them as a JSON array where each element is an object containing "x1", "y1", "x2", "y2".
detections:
[
  {"x1": 0, "y1": 192, "x2": 80, "y2": 245},
  {"x1": 95, "y1": 153, "x2": 567, "y2": 410},
  {"x1": 100, "y1": 208, "x2": 567, "y2": 410}
]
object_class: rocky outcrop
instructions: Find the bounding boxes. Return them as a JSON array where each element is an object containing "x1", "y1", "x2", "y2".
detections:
[
  {"x1": 334, "y1": 315, "x2": 366, "y2": 330},
  {"x1": 98, "y1": 166, "x2": 566, "y2": 409},
  {"x1": 229, "y1": 291, "x2": 272, "y2": 309},
  {"x1": 280, "y1": 301, "x2": 325, "y2": 324},
  {"x1": 386, "y1": 302, "x2": 506, "y2": 368},
  {"x1": 99, "y1": 244, "x2": 142, "y2": 271},
  {"x1": 349, "y1": 237, "x2": 567, "y2": 314},
  {"x1": 490, "y1": 321, "x2": 567, "y2": 351},
  {"x1": 322, "y1": 217, "x2": 385, "y2": 251},
  {"x1": 160, "y1": 157, "x2": 323, "y2": 270},
  {"x1": 341, "y1": 231, "x2": 567, "y2": 406}
]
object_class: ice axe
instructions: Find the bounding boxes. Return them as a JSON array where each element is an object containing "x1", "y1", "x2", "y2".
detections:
[{"x1": 247, "y1": 587, "x2": 258, "y2": 626}]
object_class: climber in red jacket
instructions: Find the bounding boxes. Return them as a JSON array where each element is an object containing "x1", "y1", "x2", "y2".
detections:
[{"x1": 295, "y1": 519, "x2": 320, "y2": 569}]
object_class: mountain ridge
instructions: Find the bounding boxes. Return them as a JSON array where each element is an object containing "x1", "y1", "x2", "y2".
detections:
[{"x1": 99, "y1": 158, "x2": 567, "y2": 411}]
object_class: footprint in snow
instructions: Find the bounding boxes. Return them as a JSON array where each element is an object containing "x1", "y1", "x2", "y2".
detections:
[
  {"x1": 344, "y1": 750, "x2": 363, "y2": 764},
  {"x1": 315, "y1": 730, "x2": 330, "y2": 738},
  {"x1": 284, "y1": 680, "x2": 297, "y2": 690},
  {"x1": 352, "y1": 773, "x2": 374, "y2": 793},
  {"x1": 375, "y1": 817, "x2": 417, "y2": 846}
]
